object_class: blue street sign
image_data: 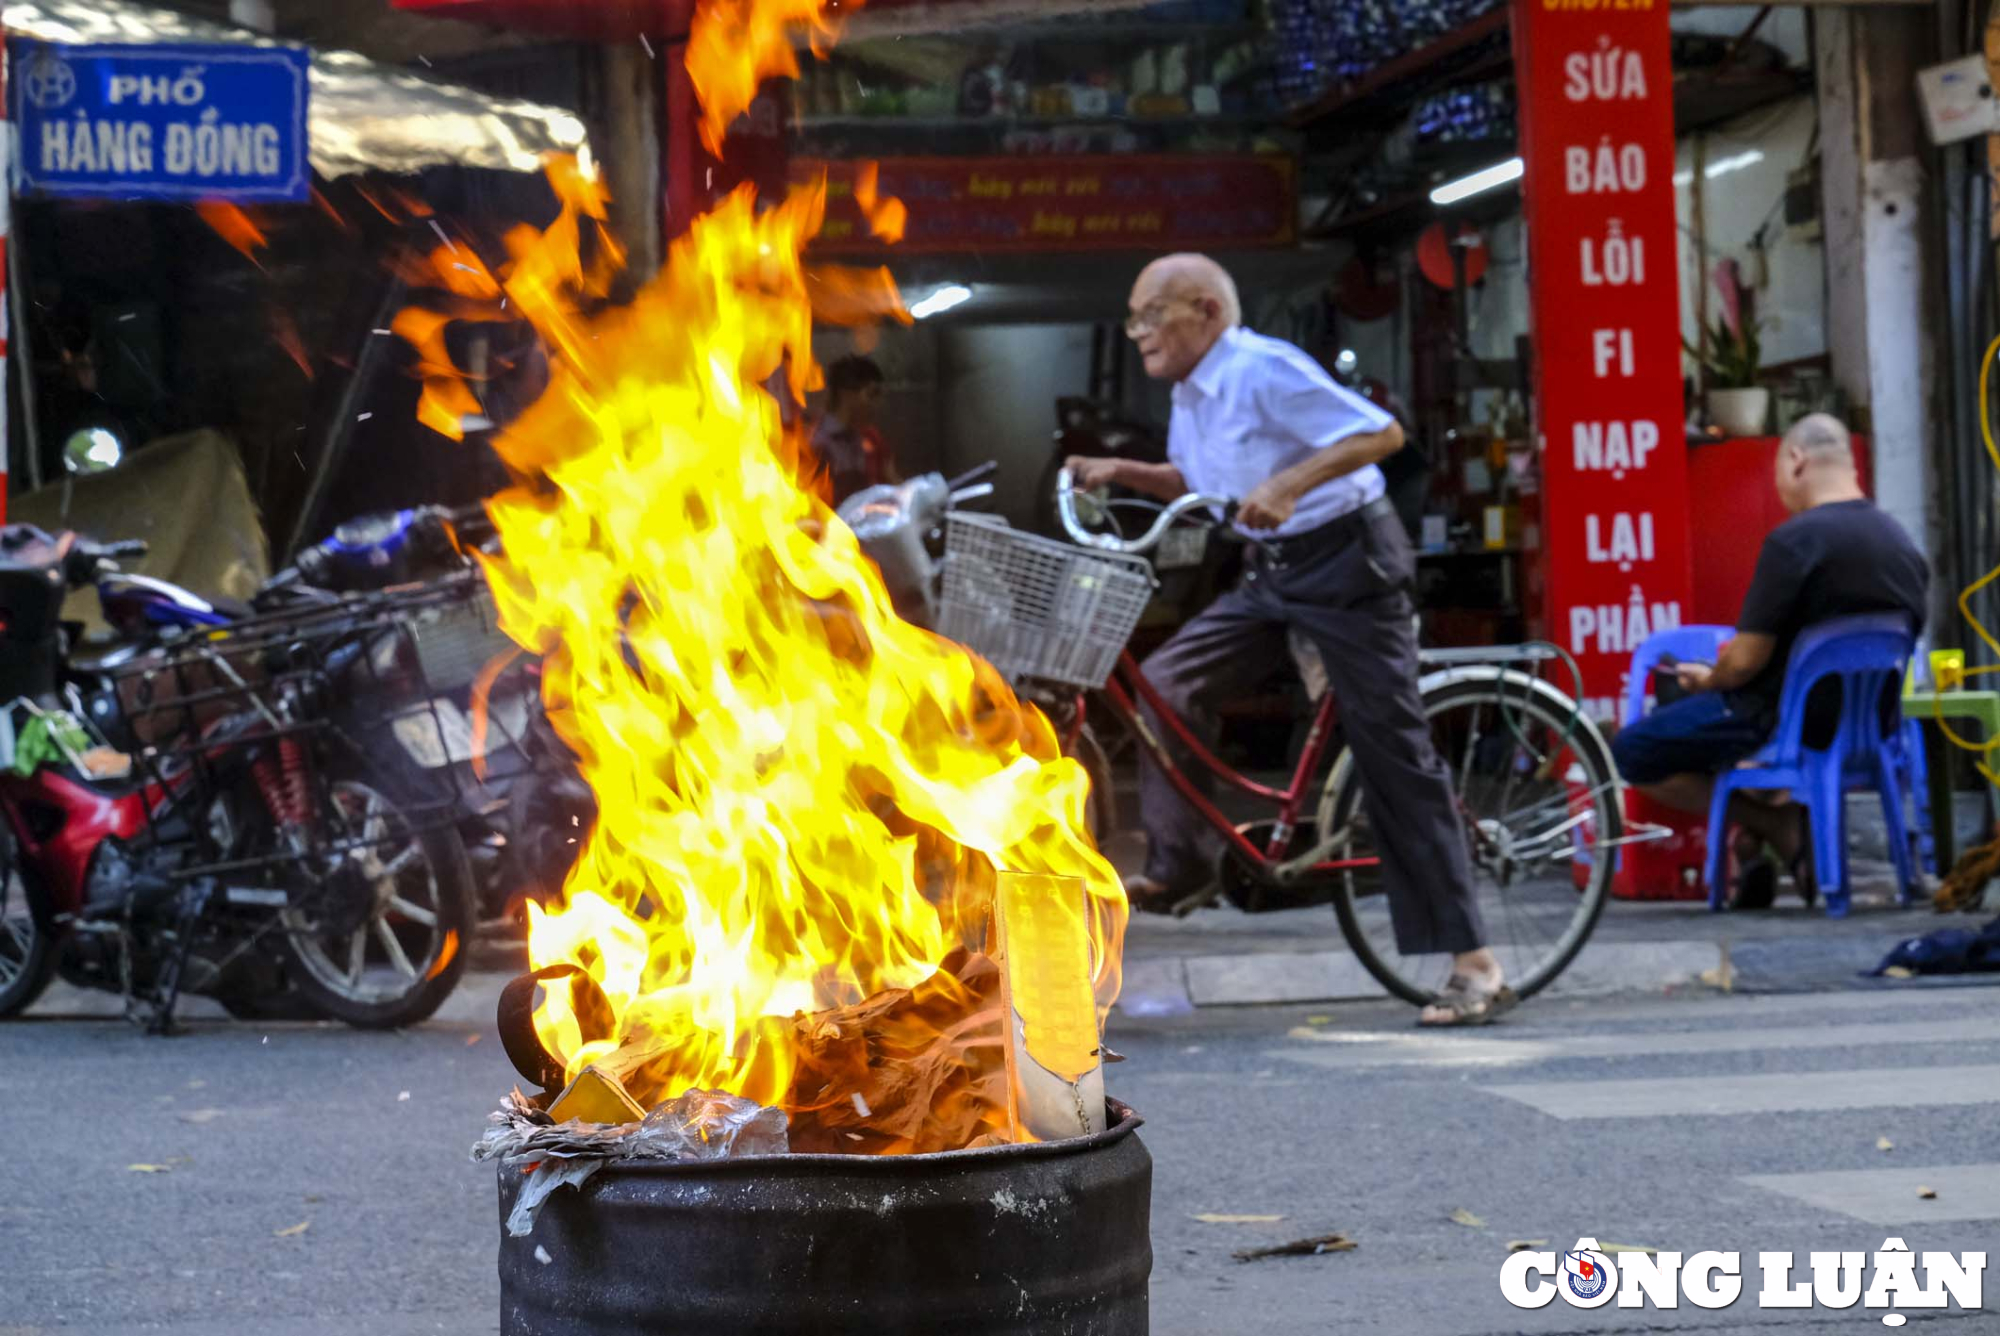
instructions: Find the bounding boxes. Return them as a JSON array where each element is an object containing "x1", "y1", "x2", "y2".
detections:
[{"x1": 11, "y1": 40, "x2": 311, "y2": 203}]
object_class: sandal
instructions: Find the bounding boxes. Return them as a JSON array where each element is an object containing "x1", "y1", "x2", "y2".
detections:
[
  {"x1": 1124, "y1": 875, "x2": 1214, "y2": 917},
  {"x1": 1731, "y1": 857, "x2": 1778, "y2": 911},
  {"x1": 1417, "y1": 974, "x2": 1520, "y2": 1027}
]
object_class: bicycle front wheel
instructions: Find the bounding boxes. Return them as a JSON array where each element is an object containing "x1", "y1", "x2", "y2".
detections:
[{"x1": 1320, "y1": 673, "x2": 1620, "y2": 1004}]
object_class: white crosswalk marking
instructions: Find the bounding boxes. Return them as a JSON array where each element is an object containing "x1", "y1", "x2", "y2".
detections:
[
  {"x1": 1272, "y1": 1014, "x2": 2000, "y2": 1069},
  {"x1": 1741, "y1": 1165, "x2": 2000, "y2": 1224},
  {"x1": 1251, "y1": 988, "x2": 2000, "y2": 1236},
  {"x1": 1480, "y1": 1065, "x2": 2000, "y2": 1120}
]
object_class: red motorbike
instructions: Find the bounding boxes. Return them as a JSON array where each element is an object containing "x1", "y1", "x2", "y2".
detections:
[{"x1": 0, "y1": 525, "x2": 474, "y2": 1031}]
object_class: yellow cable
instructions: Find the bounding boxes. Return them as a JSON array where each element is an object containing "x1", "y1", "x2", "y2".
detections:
[{"x1": 1935, "y1": 334, "x2": 2000, "y2": 786}]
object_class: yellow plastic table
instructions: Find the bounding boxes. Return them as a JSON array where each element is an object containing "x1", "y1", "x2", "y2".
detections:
[{"x1": 1902, "y1": 690, "x2": 2000, "y2": 869}]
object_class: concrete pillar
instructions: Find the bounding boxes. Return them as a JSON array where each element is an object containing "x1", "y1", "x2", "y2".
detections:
[
  {"x1": 1814, "y1": 8, "x2": 1939, "y2": 562},
  {"x1": 597, "y1": 43, "x2": 664, "y2": 278}
]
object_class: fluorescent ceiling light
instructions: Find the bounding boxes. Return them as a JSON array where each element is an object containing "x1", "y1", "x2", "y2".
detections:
[
  {"x1": 1673, "y1": 149, "x2": 1765, "y2": 188},
  {"x1": 1430, "y1": 157, "x2": 1523, "y2": 206},
  {"x1": 909, "y1": 284, "x2": 973, "y2": 320}
]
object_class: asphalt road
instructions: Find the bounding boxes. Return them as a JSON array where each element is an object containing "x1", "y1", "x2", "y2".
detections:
[{"x1": 5, "y1": 971, "x2": 1997, "y2": 1335}]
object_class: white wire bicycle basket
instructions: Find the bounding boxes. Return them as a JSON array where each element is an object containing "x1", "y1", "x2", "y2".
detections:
[{"x1": 937, "y1": 513, "x2": 1155, "y2": 689}]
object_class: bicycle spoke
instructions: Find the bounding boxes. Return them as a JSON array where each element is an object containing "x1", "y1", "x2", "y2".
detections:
[
  {"x1": 346, "y1": 928, "x2": 367, "y2": 985},
  {"x1": 1455, "y1": 699, "x2": 1483, "y2": 804}
]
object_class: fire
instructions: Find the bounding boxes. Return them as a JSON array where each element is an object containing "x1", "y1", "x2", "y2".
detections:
[
  {"x1": 195, "y1": 200, "x2": 269, "y2": 268},
  {"x1": 406, "y1": 0, "x2": 1125, "y2": 1148}
]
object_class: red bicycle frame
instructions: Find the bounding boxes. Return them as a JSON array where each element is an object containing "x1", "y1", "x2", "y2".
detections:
[{"x1": 1080, "y1": 649, "x2": 1377, "y2": 876}]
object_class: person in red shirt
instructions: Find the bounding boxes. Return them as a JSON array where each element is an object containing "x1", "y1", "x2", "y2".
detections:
[{"x1": 813, "y1": 355, "x2": 899, "y2": 504}]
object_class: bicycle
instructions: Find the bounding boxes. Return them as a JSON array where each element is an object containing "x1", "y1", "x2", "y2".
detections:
[{"x1": 925, "y1": 468, "x2": 1654, "y2": 1005}]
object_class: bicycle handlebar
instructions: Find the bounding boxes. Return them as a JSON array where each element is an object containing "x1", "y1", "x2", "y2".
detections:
[{"x1": 1054, "y1": 468, "x2": 1235, "y2": 555}]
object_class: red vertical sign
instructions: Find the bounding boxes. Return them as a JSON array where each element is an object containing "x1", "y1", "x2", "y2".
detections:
[{"x1": 1514, "y1": 0, "x2": 1690, "y2": 721}]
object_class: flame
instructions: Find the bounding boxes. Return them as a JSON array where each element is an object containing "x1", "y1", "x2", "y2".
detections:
[
  {"x1": 684, "y1": 0, "x2": 842, "y2": 155},
  {"x1": 269, "y1": 309, "x2": 314, "y2": 381},
  {"x1": 196, "y1": 201, "x2": 269, "y2": 268},
  {"x1": 853, "y1": 163, "x2": 907, "y2": 244},
  {"x1": 398, "y1": 0, "x2": 1124, "y2": 1149}
]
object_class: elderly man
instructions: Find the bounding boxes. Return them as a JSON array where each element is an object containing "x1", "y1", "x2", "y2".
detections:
[
  {"x1": 1067, "y1": 253, "x2": 1508, "y2": 1025},
  {"x1": 1612, "y1": 414, "x2": 1928, "y2": 906}
]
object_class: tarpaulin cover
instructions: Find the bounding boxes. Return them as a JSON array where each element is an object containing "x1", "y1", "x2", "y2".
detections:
[
  {"x1": 6, "y1": 0, "x2": 590, "y2": 178},
  {"x1": 9, "y1": 429, "x2": 270, "y2": 640}
]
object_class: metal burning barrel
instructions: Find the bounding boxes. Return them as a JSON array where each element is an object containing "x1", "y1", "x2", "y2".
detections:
[{"x1": 497, "y1": 1100, "x2": 1151, "y2": 1335}]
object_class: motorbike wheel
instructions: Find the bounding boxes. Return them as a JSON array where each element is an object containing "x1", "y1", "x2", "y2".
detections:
[
  {"x1": 0, "y1": 831, "x2": 58, "y2": 1018},
  {"x1": 277, "y1": 778, "x2": 474, "y2": 1030}
]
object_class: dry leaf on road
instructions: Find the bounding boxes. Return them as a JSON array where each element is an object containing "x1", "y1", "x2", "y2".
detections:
[
  {"x1": 1877, "y1": 1137, "x2": 1894, "y2": 1152},
  {"x1": 1507, "y1": 1239, "x2": 1550, "y2": 1252},
  {"x1": 1450, "y1": 1208, "x2": 1486, "y2": 1228},
  {"x1": 127, "y1": 1164, "x2": 172, "y2": 1174},
  {"x1": 1193, "y1": 1213, "x2": 1286, "y2": 1224},
  {"x1": 274, "y1": 1222, "x2": 311, "y2": 1238},
  {"x1": 1918, "y1": 1186, "x2": 1937, "y2": 1200},
  {"x1": 1234, "y1": 1234, "x2": 1356, "y2": 1262},
  {"x1": 1599, "y1": 1242, "x2": 1661, "y2": 1254}
]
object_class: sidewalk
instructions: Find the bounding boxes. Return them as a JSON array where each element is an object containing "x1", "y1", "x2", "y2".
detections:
[
  {"x1": 1108, "y1": 784, "x2": 1998, "y2": 1015},
  {"x1": 1115, "y1": 891, "x2": 1971, "y2": 1017}
]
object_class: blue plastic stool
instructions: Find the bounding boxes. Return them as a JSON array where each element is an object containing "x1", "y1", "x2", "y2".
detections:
[{"x1": 1701, "y1": 614, "x2": 1921, "y2": 917}]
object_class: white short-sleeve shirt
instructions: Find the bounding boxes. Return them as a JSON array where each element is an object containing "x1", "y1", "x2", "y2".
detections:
[{"x1": 1166, "y1": 326, "x2": 1393, "y2": 539}]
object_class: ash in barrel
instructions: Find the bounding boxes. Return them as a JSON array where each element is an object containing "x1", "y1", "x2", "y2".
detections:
[{"x1": 476, "y1": 1085, "x2": 789, "y2": 1236}]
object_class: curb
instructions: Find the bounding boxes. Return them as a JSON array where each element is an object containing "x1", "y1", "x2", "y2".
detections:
[{"x1": 1117, "y1": 940, "x2": 1722, "y2": 1016}]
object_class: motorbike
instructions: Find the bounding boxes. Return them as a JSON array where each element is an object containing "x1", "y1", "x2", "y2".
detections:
[
  {"x1": 91, "y1": 505, "x2": 591, "y2": 933},
  {"x1": 0, "y1": 525, "x2": 475, "y2": 1031}
]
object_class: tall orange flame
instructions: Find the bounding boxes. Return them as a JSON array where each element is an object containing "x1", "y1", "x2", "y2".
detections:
[{"x1": 408, "y1": 0, "x2": 1124, "y2": 1147}]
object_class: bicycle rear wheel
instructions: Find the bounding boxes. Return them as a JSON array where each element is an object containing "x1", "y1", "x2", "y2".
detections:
[{"x1": 1321, "y1": 673, "x2": 1619, "y2": 1003}]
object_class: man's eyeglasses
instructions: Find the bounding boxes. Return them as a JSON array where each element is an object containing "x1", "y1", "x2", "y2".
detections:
[{"x1": 1124, "y1": 297, "x2": 1199, "y2": 338}]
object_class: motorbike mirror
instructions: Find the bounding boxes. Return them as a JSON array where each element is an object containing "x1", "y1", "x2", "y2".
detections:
[{"x1": 63, "y1": 427, "x2": 125, "y2": 476}]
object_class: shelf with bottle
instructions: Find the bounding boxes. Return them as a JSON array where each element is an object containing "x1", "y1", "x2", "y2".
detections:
[{"x1": 790, "y1": 15, "x2": 1284, "y2": 137}]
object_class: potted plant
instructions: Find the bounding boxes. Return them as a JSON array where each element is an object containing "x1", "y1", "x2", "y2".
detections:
[{"x1": 1685, "y1": 260, "x2": 1768, "y2": 437}]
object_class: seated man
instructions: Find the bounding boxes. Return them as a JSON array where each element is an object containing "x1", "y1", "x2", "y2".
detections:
[{"x1": 1611, "y1": 413, "x2": 1929, "y2": 905}]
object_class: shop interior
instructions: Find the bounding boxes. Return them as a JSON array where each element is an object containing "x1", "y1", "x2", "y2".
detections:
[{"x1": 787, "y1": 1, "x2": 1835, "y2": 751}]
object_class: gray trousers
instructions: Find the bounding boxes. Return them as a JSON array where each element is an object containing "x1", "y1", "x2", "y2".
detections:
[{"x1": 1136, "y1": 502, "x2": 1486, "y2": 956}]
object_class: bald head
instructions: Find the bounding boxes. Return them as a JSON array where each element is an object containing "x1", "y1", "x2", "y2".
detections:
[
  {"x1": 1782, "y1": 412, "x2": 1853, "y2": 463},
  {"x1": 1775, "y1": 412, "x2": 1862, "y2": 513},
  {"x1": 1136, "y1": 253, "x2": 1242, "y2": 327},
  {"x1": 1128, "y1": 253, "x2": 1241, "y2": 381}
]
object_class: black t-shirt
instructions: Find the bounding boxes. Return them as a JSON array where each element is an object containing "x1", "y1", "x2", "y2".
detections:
[{"x1": 1732, "y1": 499, "x2": 1929, "y2": 722}]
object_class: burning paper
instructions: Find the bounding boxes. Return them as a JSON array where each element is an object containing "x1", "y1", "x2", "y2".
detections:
[{"x1": 411, "y1": 0, "x2": 1124, "y2": 1154}]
